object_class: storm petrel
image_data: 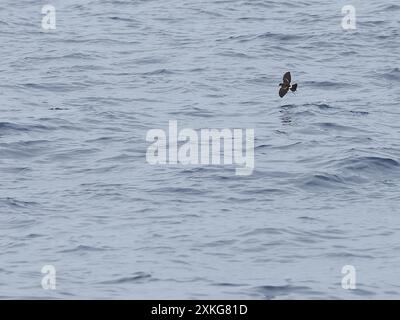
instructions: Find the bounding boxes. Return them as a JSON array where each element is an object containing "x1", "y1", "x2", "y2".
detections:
[{"x1": 279, "y1": 72, "x2": 297, "y2": 98}]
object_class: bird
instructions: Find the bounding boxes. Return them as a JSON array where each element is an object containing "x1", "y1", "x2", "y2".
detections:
[{"x1": 279, "y1": 72, "x2": 297, "y2": 98}]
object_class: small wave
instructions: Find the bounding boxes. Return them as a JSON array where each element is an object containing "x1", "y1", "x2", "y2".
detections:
[
  {"x1": 0, "y1": 122, "x2": 52, "y2": 134},
  {"x1": 256, "y1": 32, "x2": 299, "y2": 41},
  {"x1": 255, "y1": 144, "x2": 272, "y2": 150},
  {"x1": 375, "y1": 4, "x2": 400, "y2": 12},
  {"x1": 149, "y1": 187, "x2": 209, "y2": 196},
  {"x1": 191, "y1": 8, "x2": 225, "y2": 18},
  {"x1": 169, "y1": 107, "x2": 214, "y2": 118},
  {"x1": 141, "y1": 69, "x2": 175, "y2": 76},
  {"x1": 218, "y1": 32, "x2": 301, "y2": 44},
  {"x1": 282, "y1": 110, "x2": 315, "y2": 118},
  {"x1": 49, "y1": 107, "x2": 69, "y2": 111},
  {"x1": 313, "y1": 122, "x2": 366, "y2": 132},
  {"x1": 0, "y1": 122, "x2": 30, "y2": 133},
  {"x1": 347, "y1": 287, "x2": 376, "y2": 296},
  {"x1": 1, "y1": 197, "x2": 40, "y2": 209},
  {"x1": 304, "y1": 81, "x2": 349, "y2": 89},
  {"x1": 99, "y1": 272, "x2": 152, "y2": 284},
  {"x1": 341, "y1": 156, "x2": 399, "y2": 172},
  {"x1": 349, "y1": 110, "x2": 369, "y2": 116},
  {"x1": 212, "y1": 282, "x2": 246, "y2": 287},
  {"x1": 23, "y1": 53, "x2": 94, "y2": 62},
  {"x1": 20, "y1": 82, "x2": 88, "y2": 92},
  {"x1": 109, "y1": 16, "x2": 136, "y2": 22},
  {"x1": 254, "y1": 284, "x2": 312, "y2": 299},
  {"x1": 382, "y1": 68, "x2": 400, "y2": 81},
  {"x1": 240, "y1": 227, "x2": 285, "y2": 237},
  {"x1": 302, "y1": 174, "x2": 346, "y2": 189},
  {"x1": 302, "y1": 103, "x2": 335, "y2": 110},
  {"x1": 59, "y1": 245, "x2": 110, "y2": 253},
  {"x1": 218, "y1": 51, "x2": 253, "y2": 59},
  {"x1": 360, "y1": 20, "x2": 387, "y2": 27},
  {"x1": 242, "y1": 188, "x2": 285, "y2": 195}
]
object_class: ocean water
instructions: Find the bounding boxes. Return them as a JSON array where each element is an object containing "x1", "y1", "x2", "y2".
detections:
[{"x1": 0, "y1": 0, "x2": 400, "y2": 299}]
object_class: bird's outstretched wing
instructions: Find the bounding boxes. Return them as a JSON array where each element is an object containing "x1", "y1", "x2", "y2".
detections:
[
  {"x1": 283, "y1": 72, "x2": 291, "y2": 85},
  {"x1": 279, "y1": 86, "x2": 289, "y2": 98}
]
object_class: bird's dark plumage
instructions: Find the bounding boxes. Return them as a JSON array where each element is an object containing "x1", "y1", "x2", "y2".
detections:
[
  {"x1": 279, "y1": 86, "x2": 289, "y2": 98},
  {"x1": 283, "y1": 72, "x2": 291, "y2": 85},
  {"x1": 279, "y1": 72, "x2": 297, "y2": 98}
]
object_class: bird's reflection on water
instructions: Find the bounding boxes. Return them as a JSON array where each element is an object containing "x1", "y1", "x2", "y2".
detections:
[{"x1": 279, "y1": 104, "x2": 297, "y2": 126}]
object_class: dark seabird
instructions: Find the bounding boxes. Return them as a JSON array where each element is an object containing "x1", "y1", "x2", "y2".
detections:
[{"x1": 279, "y1": 72, "x2": 297, "y2": 98}]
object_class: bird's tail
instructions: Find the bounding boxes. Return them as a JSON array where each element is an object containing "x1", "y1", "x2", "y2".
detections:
[{"x1": 290, "y1": 83, "x2": 298, "y2": 92}]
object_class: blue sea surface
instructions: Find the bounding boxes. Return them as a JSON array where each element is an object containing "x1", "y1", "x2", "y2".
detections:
[{"x1": 0, "y1": 0, "x2": 400, "y2": 299}]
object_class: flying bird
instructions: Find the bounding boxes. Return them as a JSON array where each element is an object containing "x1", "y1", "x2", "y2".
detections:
[{"x1": 279, "y1": 72, "x2": 297, "y2": 98}]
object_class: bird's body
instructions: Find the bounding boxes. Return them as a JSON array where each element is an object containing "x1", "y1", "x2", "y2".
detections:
[{"x1": 279, "y1": 72, "x2": 297, "y2": 98}]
